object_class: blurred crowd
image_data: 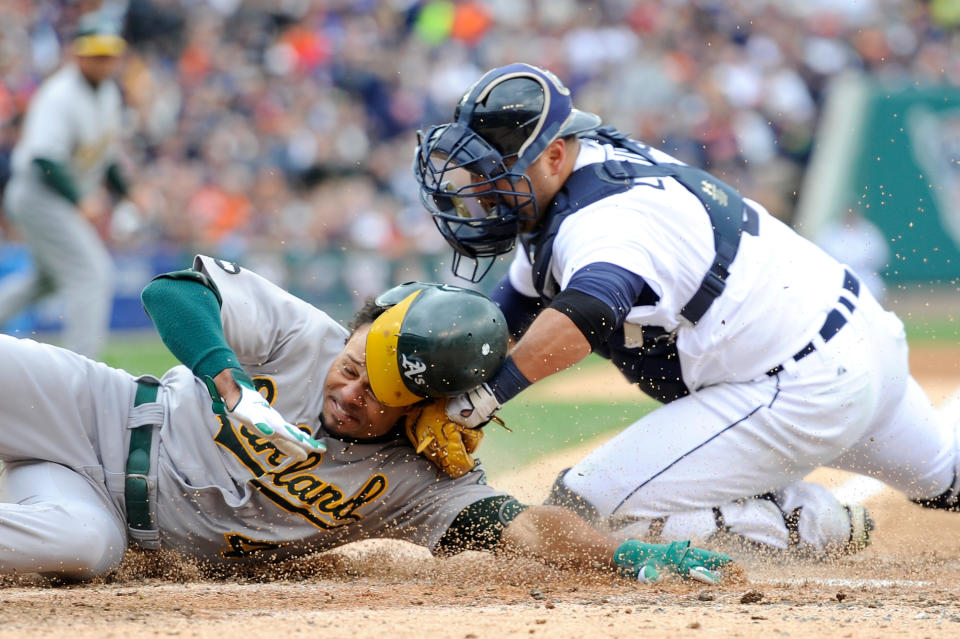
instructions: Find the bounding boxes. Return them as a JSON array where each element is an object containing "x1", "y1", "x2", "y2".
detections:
[{"x1": 0, "y1": 0, "x2": 957, "y2": 265}]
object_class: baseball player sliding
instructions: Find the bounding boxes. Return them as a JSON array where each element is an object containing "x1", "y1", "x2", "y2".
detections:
[
  {"x1": 0, "y1": 12, "x2": 139, "y2": 358},
  {"x1": 414, "y1": 62, "x2": 960, "y2": 554},
  {"x1": 0, "y1": 255, "x2": 730, "y2": 584}
]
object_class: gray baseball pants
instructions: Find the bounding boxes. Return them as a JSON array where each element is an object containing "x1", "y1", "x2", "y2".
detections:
[{"x1": 0, "y1": 176, "x2": 114, "y2": 358}]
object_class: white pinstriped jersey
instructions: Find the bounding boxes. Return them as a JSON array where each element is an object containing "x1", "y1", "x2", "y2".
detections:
[{"x1": 508, "y1": 139, "x2": 848, "y2": 390}]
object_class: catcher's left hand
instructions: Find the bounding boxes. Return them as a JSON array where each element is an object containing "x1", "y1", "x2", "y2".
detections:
[
  {"x1": 445, "y1": 383, "x2": 501, "y2": 429},
  {"x1": 406, "y1": 399, "x2": 483, "y2": 478}
]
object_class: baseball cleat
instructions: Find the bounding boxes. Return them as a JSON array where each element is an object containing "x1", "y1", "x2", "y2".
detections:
[
  {"x1": 844, "y1": 503, "x2": 874, "y2": 553},
  {"x1": 637, "y1": 564, "x2": 661, "y2": 584}
]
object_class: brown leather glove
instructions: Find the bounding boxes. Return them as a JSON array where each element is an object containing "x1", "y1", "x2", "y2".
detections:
[{"x1": 406, "y1": 399, "x2": 483, "y2": 478}]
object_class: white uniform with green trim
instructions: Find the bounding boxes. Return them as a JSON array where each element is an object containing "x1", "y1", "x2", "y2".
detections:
[
  {"x1": 0, "y1": 63, "x2": 122, "y2": 357},
  {"x1": 0, "y1": 255, "x2": 502, "y2": 578}
]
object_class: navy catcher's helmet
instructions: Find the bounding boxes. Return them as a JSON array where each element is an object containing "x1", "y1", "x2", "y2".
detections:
[{"x1": 414, "y1": 63, "x2": 601, "y2": 282}]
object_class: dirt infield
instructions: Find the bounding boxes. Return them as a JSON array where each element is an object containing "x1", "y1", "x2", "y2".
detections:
[{"x1": 4, "y1": 345, "x2": 960, "y2": 639}]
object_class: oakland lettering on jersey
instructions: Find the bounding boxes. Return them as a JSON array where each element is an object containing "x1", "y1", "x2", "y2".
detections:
[
  {"x1": 251, "y1": 472, "x2": 388, "y2": 531},
  {"x1": 214, "y1": 414, "x2": 389, "y2": 530},
  {"x1": 270, "y1": 458, "x2": 388, "y2": 523},
  {"x1": 221, "y1": 533, "x2": 282, "y2": 559}
]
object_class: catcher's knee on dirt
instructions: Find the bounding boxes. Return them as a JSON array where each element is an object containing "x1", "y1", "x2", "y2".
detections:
[{"x1": 545, "y1": 468, "x2": 603, "y2": 525}]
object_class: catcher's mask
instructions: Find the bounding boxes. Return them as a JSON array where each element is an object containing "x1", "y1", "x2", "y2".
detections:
[
  {"x1": 414, "y1": 62, "x2": 601, "y2": 282},
  {"x1": 365, "y1": 282, "x2": 509, "y2": 407}
]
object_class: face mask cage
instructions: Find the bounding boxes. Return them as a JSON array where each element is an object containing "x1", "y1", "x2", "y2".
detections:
[{"x1": 414, "y1": 123, "x2": 537, "y2": 282}]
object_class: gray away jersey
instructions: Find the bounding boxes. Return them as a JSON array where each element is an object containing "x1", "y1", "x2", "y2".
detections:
[{"x1": 153, "y1": 256, "x2": 503, "y2": 565}]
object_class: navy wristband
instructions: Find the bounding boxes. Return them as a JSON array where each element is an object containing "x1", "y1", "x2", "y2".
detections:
[{"x1": 488, "y1": 356, "x2": 532, "y2": 404}]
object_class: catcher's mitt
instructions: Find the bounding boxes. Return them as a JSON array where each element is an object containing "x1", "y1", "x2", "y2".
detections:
[{"x1": 406, "y1": 400, "x2": 483, "y2": 478}]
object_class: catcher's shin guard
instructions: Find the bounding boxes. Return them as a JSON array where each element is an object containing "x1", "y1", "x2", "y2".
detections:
[
  {"x1": 844, "y1": 504, "x2": 874, "y2": 553},
  {"x1": 545, "y1": 468, "x2": 603, "y2": 524},
  {"x1": 910, "y1": 473, "x2": 960, "y2": 511}
]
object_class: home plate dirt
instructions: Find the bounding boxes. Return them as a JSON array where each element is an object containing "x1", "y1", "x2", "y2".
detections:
[{"x1": 3, "y1": 346, "x2": 960, "y2": 638}]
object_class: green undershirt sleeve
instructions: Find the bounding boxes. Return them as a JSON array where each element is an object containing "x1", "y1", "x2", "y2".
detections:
[
  {"x1": 435, "y1": 495, "x2": 529, "y2": 555},
  {"x1": 33, "y1": 157, "x2": 81, "y2": 204},
  {"x1": 105, "y1": 162, "x2": 130, "y2": 197},
  {"x1": 140, "y1": 269, "x2": 240, "y2": 380}
]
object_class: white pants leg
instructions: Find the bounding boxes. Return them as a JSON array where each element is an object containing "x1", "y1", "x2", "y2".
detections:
[
  {"x1": 557, "y1": 373, "x2": 859, "y2": 550},
  {"x1": 831, "y1": 376, "x2": 957, "y2": 500},
  {"x1": 0, "y1": 461, "x2": 127, "y2": 579},
  {"x1": 556, "y1": 282, "x2": 956, "y2": 551},
  {"x1": 818, "y1": 286, "x2": 957, "y2": 500},
  {"x1": 2, "y1": 179, "x2": 114, "y2": 358}
]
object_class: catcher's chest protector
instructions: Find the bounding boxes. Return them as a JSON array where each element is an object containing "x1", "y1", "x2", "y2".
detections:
[{"x1": 523, "y1": 127, "x2": 752, "y2": 403}]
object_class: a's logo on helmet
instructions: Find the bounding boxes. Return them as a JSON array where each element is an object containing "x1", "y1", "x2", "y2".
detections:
[
  {"x1": 400, "y1": 353, "x2": 427, "y2": 385},
  {"x1": 481, "y1": 343, "x2": 491, "y2": 356}
]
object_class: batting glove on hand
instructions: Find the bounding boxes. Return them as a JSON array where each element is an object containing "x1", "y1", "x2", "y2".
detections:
[
  {"x1": 445, "y1": 383, "x2": 502, "y2": 429},
  {"x1": 614, "y1": 540, "x2": 733, "y2": 585},
  {"x1": 209, "y1": 371, "x2": 326, "y2": 463}
]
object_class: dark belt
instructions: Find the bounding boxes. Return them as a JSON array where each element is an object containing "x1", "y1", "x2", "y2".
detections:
[
  {"x1": 767, "y1": 270, "x2": 860, "y2": 377},
  {"x1": 125, "y1": 379, "x2": 159, "y2": 531}
]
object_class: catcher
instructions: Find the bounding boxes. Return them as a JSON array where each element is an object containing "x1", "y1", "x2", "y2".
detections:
[{"x1": 0, "y1": 255, "x2": 731, "y2": 584}]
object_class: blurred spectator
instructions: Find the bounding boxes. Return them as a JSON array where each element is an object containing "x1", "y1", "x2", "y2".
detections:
[
  {"x1": 0, "y1": 0, "x2": 955, "y2": 302},
  {"x1": 0, "y1": 8, "x2": 141, "y2": 357},
  {"x1": 817, "y1": 206, "x2": 890, "y2": 303}
]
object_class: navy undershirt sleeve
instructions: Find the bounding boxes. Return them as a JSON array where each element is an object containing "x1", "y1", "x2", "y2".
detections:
[
  {"x1": 490, "y1": 275, "x2": 543, "y2": 340},
  {"x1": 565, "y1": 262, "x2": 656, "y2": 327}
]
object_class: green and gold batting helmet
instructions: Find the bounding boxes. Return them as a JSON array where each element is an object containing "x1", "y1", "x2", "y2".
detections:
[
  {"x1": 73, "y1": 12, "x2": 127, "y2": 57},
  {"x1": 366, "y1": 283, "x2": 508, "y2": 407}
]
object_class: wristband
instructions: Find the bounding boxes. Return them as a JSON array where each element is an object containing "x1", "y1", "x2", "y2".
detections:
[
  {"x1": 202, "y1": 368, "x2": 253, "y2": 415},
  {"x1": 488, "y1": 356, "x2": 531, "y2": 404}
]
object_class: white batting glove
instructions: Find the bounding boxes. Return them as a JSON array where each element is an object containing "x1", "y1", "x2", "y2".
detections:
[
  {"x1": 445, "y1": 383, "x2": 502, "y2": 429},
  {"x1": 226, "y1": 381, "x2": 326, "y2": 462}
]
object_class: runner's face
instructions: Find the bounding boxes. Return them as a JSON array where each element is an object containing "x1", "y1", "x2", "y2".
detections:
[
  {"x1": 77, "y1": 54, "x2": 122, "y2": 84},
  {"x1": 322, "y1": 325, "x2": 413, "y2": 439}
]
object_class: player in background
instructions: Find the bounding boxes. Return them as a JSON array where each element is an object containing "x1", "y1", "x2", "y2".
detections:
[
  {"x1": 414, "y1": 62, "x2": 959, "y2": 556},
  {"x1": 0, "y1": 255, "x2": 731, "y2": 584},
  {"x1": 0, "y1": 11, "x2": 141, "y2": 359}
]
